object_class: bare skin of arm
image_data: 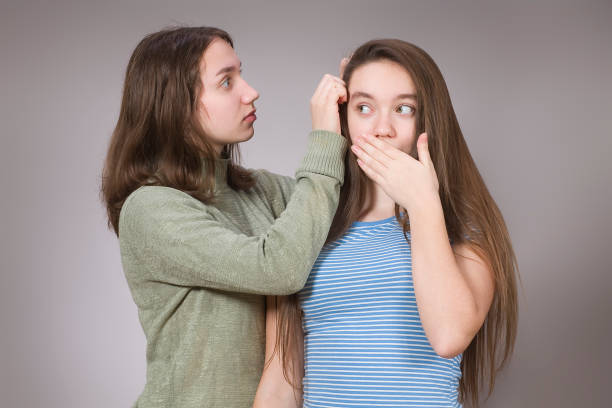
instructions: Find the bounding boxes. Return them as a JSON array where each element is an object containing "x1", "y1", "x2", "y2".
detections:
[
  {"x1": 253, "y1": 296, "x2": 303, "y2": 408},
  {"x1": 410, "y1": 205, "x2": 495, "y2": 357},
  {"x1": 352, "y1": 133, "x2": 495, "y2": 358}
]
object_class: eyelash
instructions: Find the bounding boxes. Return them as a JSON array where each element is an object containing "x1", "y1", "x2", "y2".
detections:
[
  {"x1": 356, "y1": 104, "x2": 415, "y2": 115},
  {"x1": 220, "y1": 77, "x2": 231, "y2": 89},
  {"x1": 357, "y1": 104, "x2": 371, "y2": 114},
  {"x1": 220, "y1": 70, "x2": 243, "y2": 89},
  {"x1": 396, "y1": 104, "x2": 415, "y2": 114}
]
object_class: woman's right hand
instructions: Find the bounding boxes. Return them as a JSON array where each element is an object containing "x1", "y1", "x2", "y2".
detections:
[{"x1": 310, "y1": 73, "x2": 347, "y2": 134}]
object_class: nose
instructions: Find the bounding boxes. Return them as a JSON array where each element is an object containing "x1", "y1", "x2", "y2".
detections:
[
  {"x1": 373, "y1": 113, "x2": 395, "y2": 138},
  {"x1": 241, "y1": 79, "x2": 259, "y2": 104}
]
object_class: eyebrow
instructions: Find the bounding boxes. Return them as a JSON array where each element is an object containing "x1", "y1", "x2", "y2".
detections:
[
  {"x1": 215, "y1": 62, "x2": 242, "y2": 77},
  {"x1": 351, "y1": 91, "x2": 417, "y2": 100}
]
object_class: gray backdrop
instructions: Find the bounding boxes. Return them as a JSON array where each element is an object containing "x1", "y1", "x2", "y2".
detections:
[{"x1": 1, "y1": 0, "x2": 610, "y2": 407}]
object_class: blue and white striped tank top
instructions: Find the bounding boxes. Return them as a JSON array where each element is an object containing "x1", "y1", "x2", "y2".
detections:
[{"x1": 299, "y1": 216, "x2": 462, "y2": 407}]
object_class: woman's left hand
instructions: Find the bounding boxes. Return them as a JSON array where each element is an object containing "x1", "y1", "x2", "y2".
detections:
[{"x1": 351, "y1": 132, "x2": 440, "y2": 215}]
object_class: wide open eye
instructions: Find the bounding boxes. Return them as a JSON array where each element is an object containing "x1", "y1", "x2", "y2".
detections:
[
  {"x1": 396, "y1": 104, "x2": 415, "y2": 115},
  {"x1": 357, "y1": 104, "x2": 372, "y2": 114}
]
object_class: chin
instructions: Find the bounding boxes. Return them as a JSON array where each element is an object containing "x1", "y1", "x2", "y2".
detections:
[
  {"x1": 246, "y1": 128, "x2": 255, "y2": 140},
  {"x1": 237, "y1": 129, "x2": 255, "y2": 144}
]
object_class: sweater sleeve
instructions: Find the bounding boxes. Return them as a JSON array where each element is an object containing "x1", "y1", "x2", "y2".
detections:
[
  {"x1": 118, "y1": 130, "x2": 347, "y2": 296},
  {"x1": 251, "y1": 170, "x2": 296, "y2": 219}
]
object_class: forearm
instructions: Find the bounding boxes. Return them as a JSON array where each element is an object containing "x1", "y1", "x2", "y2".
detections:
[
  {"x1": 253, "y1": 355, "x2": 301, "y2": 408},
  {"x1": 253, "y1": 297, "x2": 302, "y2": 408},
  {"x1": 409, "y1": 196, "x2": 480, "y2": 358},
  {"x1": 350, "y1": 132, "x2": 490, "y2": 356},
  {"x1": 120, "y1": 131, "x2": 347, "y2": 295}
]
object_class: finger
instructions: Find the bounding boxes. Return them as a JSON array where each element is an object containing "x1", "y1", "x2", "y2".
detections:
[
  {"x1": 356, "y1": 136, "x2": 395, "y2": 165},
  {"x1": 330, "y1": 78, "x2": 347, "y2": 101},
  {"x1": 322, "y1": 73, "x2": 346, "y2": 87},
  {"x1": 351, "y1": 144, "x2": 388, "y2": 174},
  {"x1": 361, "y1": 134, "x2": 404, "y2": 160},
  {"x1": 416, "y1": 133, "x2": 431, "y2": 166},
  {"x1": 339, "y1": 57, "x2": 349, "y2": 78},
  {"x1": 311, "y1": 75, "x2": 329, "y2": 102},
  {"x1": 328, "y1": 74, "x2": 346, "y2": 86},
  {"x1": 315, "y1": 78, "x2": 341, "y2": 106},
  {"x1": 312, "y1": 74, "x2": 343, "y2": 100},
  {"x1": 324, "y1": 80, "x2": 347, "y2": 104},
  {"x1": 356, "y1": 158, "x2": 385, "y2": 186},
  {"x1": 336, "y1": 83, "x2": 348, "y2": 104}
]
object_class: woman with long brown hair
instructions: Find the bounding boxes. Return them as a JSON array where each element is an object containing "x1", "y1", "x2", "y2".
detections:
[
  {"x1": 101, "y1": 26, "x2": 349, "y2": 407},
  {"x1": 254, "y1": 39, "x2": 518, "y2": 407}
]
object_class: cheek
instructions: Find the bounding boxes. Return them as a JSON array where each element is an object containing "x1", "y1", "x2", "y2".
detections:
[
  {"x1": 347, "y1": 111, "x2": 369, "y2": 143},
  {"x1": 199, "y1": 94, "x2": 237, "y2": 129},
  {"x1": 397, "y1": 122, "x2": 418, "y2": 151},
  {"x1": 399, "y1": 121, "x2": 417, "y2": 137},
  {"x1": 203, "y1": 95, "x2": 226, "y2": 116}
]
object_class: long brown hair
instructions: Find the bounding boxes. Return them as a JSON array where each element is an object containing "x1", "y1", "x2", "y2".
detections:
[
  {"x1": 275, "y1": 39, "x2": 518, "y2": 407},
  {"x1": 101, "y1": 26, "x2": 254, "y2": 234}
]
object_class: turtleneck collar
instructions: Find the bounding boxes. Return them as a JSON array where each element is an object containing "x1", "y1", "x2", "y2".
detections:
[{"x1": 205, "y1": 158, "x2": 231, "y2": 192}]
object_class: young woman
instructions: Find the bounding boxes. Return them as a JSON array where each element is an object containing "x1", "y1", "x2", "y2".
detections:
[
  {"x1": 101, "y1": 26, "x2": 349, "y2": 407},
  {"x1": 254, "y1": 39, "x2": 518, "y2": 408}
]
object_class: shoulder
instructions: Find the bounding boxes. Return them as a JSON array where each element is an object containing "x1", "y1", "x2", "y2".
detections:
[
  {"x1": 119, "y1": 186, "x2": 209, "y2": 235},
  {"x1": 122, "y1": 185, "x2": 205, "y2": 213}
]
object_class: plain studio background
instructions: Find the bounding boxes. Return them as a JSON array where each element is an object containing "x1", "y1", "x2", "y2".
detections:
[{"x1": 1, "y1": 0, "x2": 610, "y2": 407}]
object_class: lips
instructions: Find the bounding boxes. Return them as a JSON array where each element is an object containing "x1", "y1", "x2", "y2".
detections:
[{"x1": 243, "y1": 109, "x2": 257, "y2": 122}]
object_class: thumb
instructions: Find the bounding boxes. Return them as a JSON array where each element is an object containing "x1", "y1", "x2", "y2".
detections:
[{"x1": 416, "y1": 133, "x2": 431, "y2": 165}]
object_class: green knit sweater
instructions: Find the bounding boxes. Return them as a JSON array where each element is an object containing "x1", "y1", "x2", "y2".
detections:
[{"x1": 118, "y1": 130, "x2": 347, "y2": 407}]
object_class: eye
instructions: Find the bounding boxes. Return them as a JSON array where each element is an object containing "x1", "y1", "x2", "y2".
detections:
[
  {"x1": 357, "y1": 104, "x2": 372, "y2": 114},
  {"x1": 396, "y1": 104, "x2": 415, "y2": 115},
  {"x1": 220, "y1": 77, "x2": 231, "y2": 89}
]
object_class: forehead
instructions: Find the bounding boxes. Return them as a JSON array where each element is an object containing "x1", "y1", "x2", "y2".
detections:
[
  {"x1": 349, "y1": 60, "x2": 415, "y2": 96},
  {"x1": 200, "y1": 38, "x2": 239, "y2": 78}
]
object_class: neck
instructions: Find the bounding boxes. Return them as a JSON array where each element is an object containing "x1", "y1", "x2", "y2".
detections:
[
  {"x1": 204, "y1": 157, "x2": 231, "y2": 191},
  {"x1": 358, "y1": 180, "x2": 396, "y2": 222},
  {"x1": 211, "y1": 142, "x2": 225, "y2": 158}
]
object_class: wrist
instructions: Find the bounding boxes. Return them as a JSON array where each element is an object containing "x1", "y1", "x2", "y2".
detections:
[
  {"x1": 405, "y1": 192, "x2": 442, "y2": 220},
  {"x1": 311, "y1": 125, "x2": 340, "y2": 134},
  {"x1": 296, "y1": 130, "x2": 348, "y2": 182}
]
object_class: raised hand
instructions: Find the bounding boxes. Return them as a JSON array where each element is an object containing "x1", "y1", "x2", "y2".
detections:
[
  {"x1": 310, "y1": 71, "x2": 347, "y2": 134},
  {"x1": 351, "y1": 132, "x2": 440, "y2": 215}
]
